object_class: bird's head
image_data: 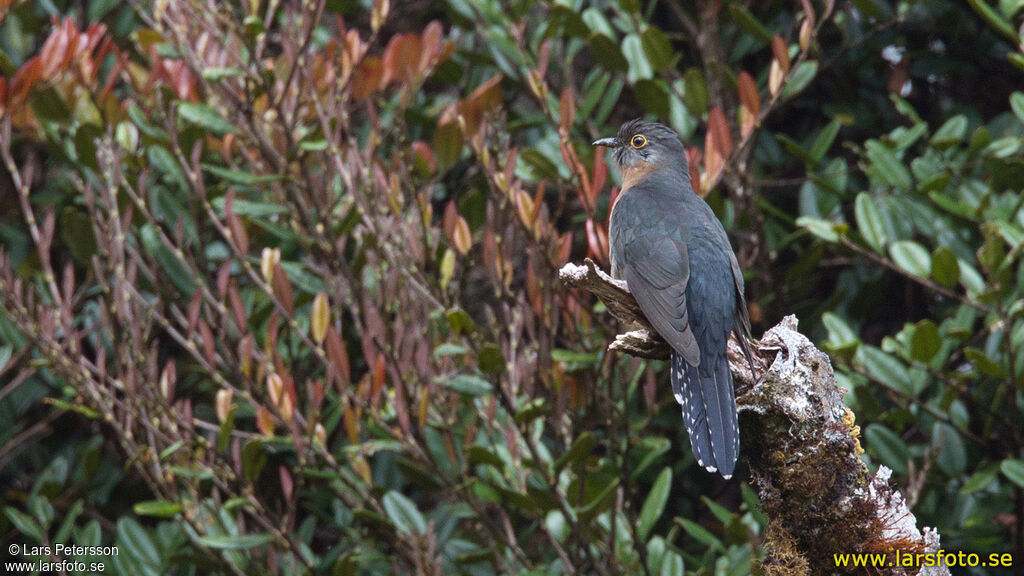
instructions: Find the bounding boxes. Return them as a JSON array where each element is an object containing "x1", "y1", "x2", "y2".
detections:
[{"x1": 593, "y1": 119, "x2": 688, "y2": 187}]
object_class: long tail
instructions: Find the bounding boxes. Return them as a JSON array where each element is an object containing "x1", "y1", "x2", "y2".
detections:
[{"x1": 671, "y1": 351, "x2": 739, "y2": 479}]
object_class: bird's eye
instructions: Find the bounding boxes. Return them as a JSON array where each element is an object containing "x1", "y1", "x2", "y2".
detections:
[{"x1": 630, "y1": 134, "x2": 647, "y2": 149}]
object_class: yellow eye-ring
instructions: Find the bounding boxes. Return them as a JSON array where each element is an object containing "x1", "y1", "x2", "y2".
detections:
[{"x1": 630, "y1": 134, "x2": 647, "y2": 149}]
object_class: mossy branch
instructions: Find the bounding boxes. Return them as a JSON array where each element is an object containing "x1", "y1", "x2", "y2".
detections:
[{"x1": 558, "y1": 258, "x2": 950, "y2": 576}]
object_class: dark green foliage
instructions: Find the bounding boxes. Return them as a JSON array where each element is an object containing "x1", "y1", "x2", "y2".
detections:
[{"x1": 1, "y1": 0, "x2": 1024, "y2": 574}]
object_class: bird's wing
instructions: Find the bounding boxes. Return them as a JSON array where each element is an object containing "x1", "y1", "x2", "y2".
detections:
[{"x1": 621, "y1": 233, "x2": 701, "y2": 366}]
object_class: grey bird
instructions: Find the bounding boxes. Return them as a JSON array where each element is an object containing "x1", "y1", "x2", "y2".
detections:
[{"x1": 594, "y1": 119, "x2": 753, "y2": 479}]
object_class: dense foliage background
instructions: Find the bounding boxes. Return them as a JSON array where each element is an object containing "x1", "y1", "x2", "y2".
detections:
[{"x1": 1, "y1": 0, "x2": 1024, "y2": 574}]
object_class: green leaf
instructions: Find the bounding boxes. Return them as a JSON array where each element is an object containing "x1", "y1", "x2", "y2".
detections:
[
  {"x1": 674, "y1": 518, "x2": 724, "y2": 551},
  {"x1": 866, "y1": 141, "x2": 912, "y2": 189},
  {"x1": 810, "y1": 119, "x2": 841, "y2": 162},
  {"x1": 888, "y1": 241, "x2": 931, "y2": 278},
  {"x1": 211, "y1": 197, "x2": 289, "y2": 217},
  {"x1": 1011, "y1": 92, "x2": 1024, "y2": 125},
  {"x1": 854, "y1": 193, "x2": 887, "y2": 253},
  {"x1": 140, "y1": 224, "x2": 196, "y2": 295},
  {"x1": 632, "y1": 437, "x2": 671, "y2": 480},
  {"x1": 202, "y1": 164, "x2": 285, "y2": 186},
  {"x1": 467, "y1": 446, "x2": 504, "y2": 469},
  {"x1": 1001, "y1": 459, "x2": 1024, "y2": 488},
  {"x1": 966, "y1": 0, "x2": 1019, "y2": 42},
  {"x1": 726, "y1": 4, "x2": 773, "y2": 43},
  {"x1": 4, "y1": 506, "x2": 44, "y2": 541},
  {"x1": 634, "y1": 79, "x2": 670, "y2": 117},
  {"x1": 383, "y1": 491, "x2": 427, "y2": 535},
  {"x1": 201, "y1": 67, "x2": 246, "y2": 81},
  {"x1": 965, "y1": 347, "x2": 1007, "y2": 377},
  {"x1": 640, "y1": 27, "x2": 673, "y2": 71},
  {"x1": 932, "y1": 422, "x2": 966, "y2": 477},
  {"x1": 857, "y1": 345, "x2": 912, "y2": 393},
  {"x1": 682, "y1": 68, "x2": 708, "y2": 116},
  {"x1": 782, "y1": 61, "x2": 818, "y2": 98},
  {"x1": 197, "y1": 533, "x2": 274, "y2": 549},
  {"x1": 659, "y1": 551, "x2": 685, "y2": 576},
  {"x1": 961, "y1": 466, "x2": 998, "y2": 493},
  {"x1": 555, "y1": 431, "x2": 596, "y2": 473},
  {"x1": 443, "y1": 374, "x2": 493, "y2": 396},
  {"x1": 0, "y1": 344, "x2": 12, "y2": 373},
  {"x1": 796, "y1": 216, "x2": 841, "y2": 242},
  {"x1": 931, "y1": 246, "x2": 960, "y2": 287},
  {"x1": 637, "y1": 467, "x2": 672, "y2": 540},
  {"x1": 133, "y1": 501, "x2": 182, "y2": 518},
  {"x1": 622, "y1": 34, "x2": 653, "y2": 82},
  {"x1": 909, "y1": 320, "x2": 941, "y2": 362},
  {"x1": 118, "y1": 517, "x2": 162, "y2": 575},
  {"x1": 864, "y1": 424, "x2": 909, "y2": 475},
  {"x1": 823, "y1": 312, "x2": 860, "y2": 350},
  {"x1": 930, "y1": 115, "x2": 967, "y2": 148},
  {"x1": 177, "y1": 102, "x2": 235, "y2": 135},
  {"x1": 477, "y1": 344, "x2": 504, "y2": 374},
  {"x1": 433, "y1": 121, "x2": 464, "y2": 166},
  {"x1": 588, "y1": 34, "x2": 628, "y2": 72}
]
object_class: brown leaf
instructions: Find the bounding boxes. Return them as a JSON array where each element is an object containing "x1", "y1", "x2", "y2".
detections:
[
  {"x1": 708, "y1": 107, "x2": 733, "y2": 161},
  {"x1": 559, "y1": 86, "x2": 575, "y2": 133},
  {"x1": 515, "y1": 189, "x2": 536, "y2": 229},
  {"x1": 382, "y1": 33, "x2": 422, "y2": 87},
  {"x1": 256, "y1": 405, "x2": 275, "y2": 436},
  {"x1": 458, "y1": 74, "x2": 503, "y2": 135},
  {"x1": 771, "y1": 36, "x2": 791, "y2": 72},
  {"x1": 326, "y1": 326, "x2": 351, "y2": 385},
  {"x1": 686, "y1": 147, "x2": 703, "y2": 195},
  {"x1": 187, "y1": 291, "x2": 202, "y2": 334},
  {"x1": 199, "y1": 320, "x2": 216, "y2": 366},
  {"x1": 271, "y1": 263, "x2": 294, "y2": 316},
  {"x1": 225, "y1": 191, "x2": 249, "y2": 254},
  {"x1": 216, "y1": 262, "x2": 231, "y2": 299},
  {"x1": 737, "y1": 71, "x2": 760, "y2": 120},
  {"x1": 343, "y1": 397, "x2": 359, "y2": 443},
  {"x1": 10, "y1": 56, "x2": 41, "y2": 105},
  {"x1": 228, "y1": 283, "x2": 247, "y2": 329},
  {"x1": 352, "y1": 56, "x2": 382, "y2": 100}
]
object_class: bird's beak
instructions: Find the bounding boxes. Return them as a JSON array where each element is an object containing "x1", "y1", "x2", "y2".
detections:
[{"x1": 592, "y1": 137, "x2": 620, "y2": 148}]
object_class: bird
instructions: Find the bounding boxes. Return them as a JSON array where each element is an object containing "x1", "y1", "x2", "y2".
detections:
[{"x1": 593, "y1": 119, "x2": 753, "y2": 479}]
